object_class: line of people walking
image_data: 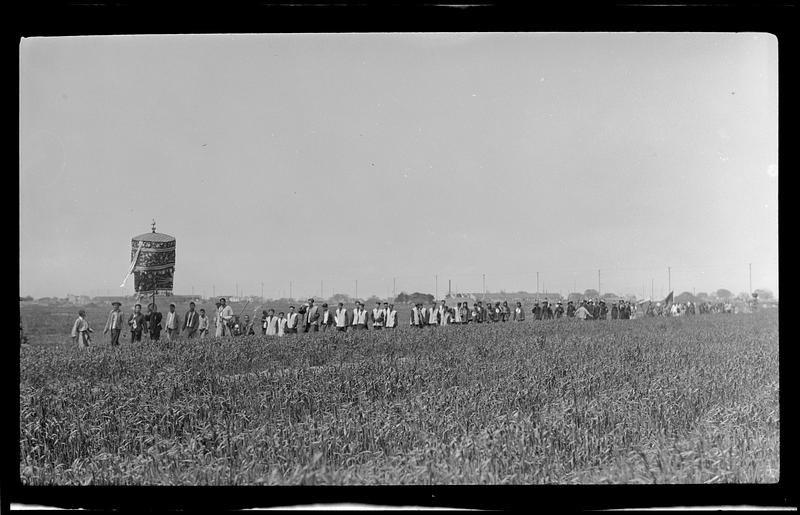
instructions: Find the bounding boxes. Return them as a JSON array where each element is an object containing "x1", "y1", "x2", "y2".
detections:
[
  {"x1": 254, "y1": 299, "x2": 400, "y2": 336},
  {"x1": 407, "y1": 298, "x2": 636, "y2": 326},
  {"x1": 70, "y1": 295, "x2": 697, "y2": 348}
]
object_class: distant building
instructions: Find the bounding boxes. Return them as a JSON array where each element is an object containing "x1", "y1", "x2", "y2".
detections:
[
  {"x1": 465, "y1": 292, "x2": 564, "y2": 303},
  {"x1": 66, "y1": 294, "x2": 91, "y2": 305}
]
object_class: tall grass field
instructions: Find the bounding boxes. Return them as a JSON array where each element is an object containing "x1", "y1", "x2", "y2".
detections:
[{"x1": 19, "y1": 307, "x2": 778, "y2": 485}]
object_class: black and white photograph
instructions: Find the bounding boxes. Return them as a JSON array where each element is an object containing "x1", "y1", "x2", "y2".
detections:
[{"x1": 16, "y1": 12, "x2": 786, "y2": 510}]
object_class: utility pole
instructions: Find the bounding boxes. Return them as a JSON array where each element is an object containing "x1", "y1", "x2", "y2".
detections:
[
  {"x1": 749, "y1": 262, "x2": 752, "y2": 293},
  {"x1": 191, "y1": 285, "x2": 194, "y2": 296},
  {"x1": 448, "y1": 279, "x2": 451, "y2": 297},
  {"x1": 482, "y1": 274, "x2": 486, "y2": 295},
  {"x1": 261, "y1": 282, "x2": 264, "y2": 300}
]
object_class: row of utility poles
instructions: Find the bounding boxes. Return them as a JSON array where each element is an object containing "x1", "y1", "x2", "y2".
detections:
[{"x1": 186, "y1": 264, "x2": 756, "y2": 301}]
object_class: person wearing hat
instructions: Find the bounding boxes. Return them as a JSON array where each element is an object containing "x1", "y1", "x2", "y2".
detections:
[
  {"x1": 216, "y1": 298, "x2": 233, "y2": 338},
  {"x1": 566, "y1": 300, "x2": 576, "y2": 318},
  {"x1": 103, "y1": 301, "x2": 126, "y2": 347},
  {"x1": 298, "y1": 298, "x2": 321, "y2": 333},
  {"x1": 128, "y1": 303, "x2": 145, "y2": 342},
  {"x1": 145, "y1": 303, "x2": 163, "y2": 341},
  {"x1": 610, "y1": 302, "x2": 619, "y2": 320},
  {"x1": 320, "y1": 303, "x2": 335, "y2": 331},
  {"x1": 553, "y1": 301, "x2": 565, "y2": 319},
  {"x1": 71, "y1": 309, "x2": 94, "y2": 348},
  {"x1": 164, "y1": 303, "x2": 181, "y2": 342},
  {"x1": 183, "y1": 301, "x2": 200, "y2": 339}
]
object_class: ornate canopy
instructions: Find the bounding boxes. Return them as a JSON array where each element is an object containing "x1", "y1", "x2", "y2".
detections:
[{"x1": 130, "y1": 221, "x2": 175, "y2": 295}]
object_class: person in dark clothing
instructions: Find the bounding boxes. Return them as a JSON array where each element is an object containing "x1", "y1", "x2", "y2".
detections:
[
  {"x1": 128, "y1": 303, "x2": 145, "y2": 342},
  {"x1": 620, "y1": 301, "x2": 631, "y2": 320},
  {"x1": 541, "y1": 300, "x2": 553, "y2": 320},
  {"x1": 260, "y1": 310, "x2": 269, "y2": 335},
  {"x1": 501, "y1": 301, "x2": 511, "y2": 322},
  {"x1": 242, "y1": 315, "x2": 256, "y2": 336},
  {"x1": 566, "y1": 301, "x2": 576, "y2": 318},
  {"x1": 598, "y1": 300, "x2": 608, "y2": 321},
  {"x1": 145, "y1": 303, "x2": 163, "y2": 341},
  {"x1": 532, "y1": 302, "x2": 542, "y2": 321},
  {"x1": 611, "y1": 302, "x2": 619, "y2": 320},
  {"x1": 553, "y1": 301, "x2": 565, "y2": 319}
]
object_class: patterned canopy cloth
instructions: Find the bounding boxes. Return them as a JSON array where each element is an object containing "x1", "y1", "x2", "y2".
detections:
[{"x1": 131, "y1": 231, "x2": 176, "y2": 295}]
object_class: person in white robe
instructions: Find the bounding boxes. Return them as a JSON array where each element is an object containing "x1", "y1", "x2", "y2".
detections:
[
  {"x1": 285, "y1": 306, "x2": 299, "y2": 334},
  {"x1": 277, "y1": 312, "x2": 287, "y2": 337},
  {"x1": 71, "y1": 309, "x2": 93, "y2": 348},
  {"x1": 264, "y1": 309, "x2": 279, "y2": 336},
  {"x1": 384, "y1": 303, "x2": 397, "y2": 329},
  {"x1": 335, "y1": 303, "x2": 349, "y2": 332},
  {"x1": 216, "y1": 298, "x2": 233, "y2": 338}
]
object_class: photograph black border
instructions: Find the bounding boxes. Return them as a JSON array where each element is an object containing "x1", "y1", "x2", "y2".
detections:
[{"x1": 10, "y1": 0, "x2": 794, "y2": 511}]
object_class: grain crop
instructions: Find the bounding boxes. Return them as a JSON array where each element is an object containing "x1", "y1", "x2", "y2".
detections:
[{"x1": 19, "y1": 309, "x2": 779, "y2": 485}]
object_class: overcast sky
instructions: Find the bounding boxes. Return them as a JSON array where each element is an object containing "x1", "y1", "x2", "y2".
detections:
[{"x1": 20, "y1": 33, "x2": 778, "y2": 300}]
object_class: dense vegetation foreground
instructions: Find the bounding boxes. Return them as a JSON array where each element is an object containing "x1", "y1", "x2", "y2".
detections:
[{"x1": 19, "y1": 311, "x2": 779, "y2": 484}]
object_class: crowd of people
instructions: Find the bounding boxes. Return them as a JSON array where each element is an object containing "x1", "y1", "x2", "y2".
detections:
[{"x1": 62, "y1": 294, "x2": 741, "y2": 348}]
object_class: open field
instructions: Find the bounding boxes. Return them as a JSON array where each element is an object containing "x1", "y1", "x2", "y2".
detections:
[{"x1": 19, "y1": 308, "x2": 778, "y2": 484}]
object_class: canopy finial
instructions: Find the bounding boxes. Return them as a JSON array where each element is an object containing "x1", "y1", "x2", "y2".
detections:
[{"x1": 151, "y1": 219, "x2": 156, "y2": 233}]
